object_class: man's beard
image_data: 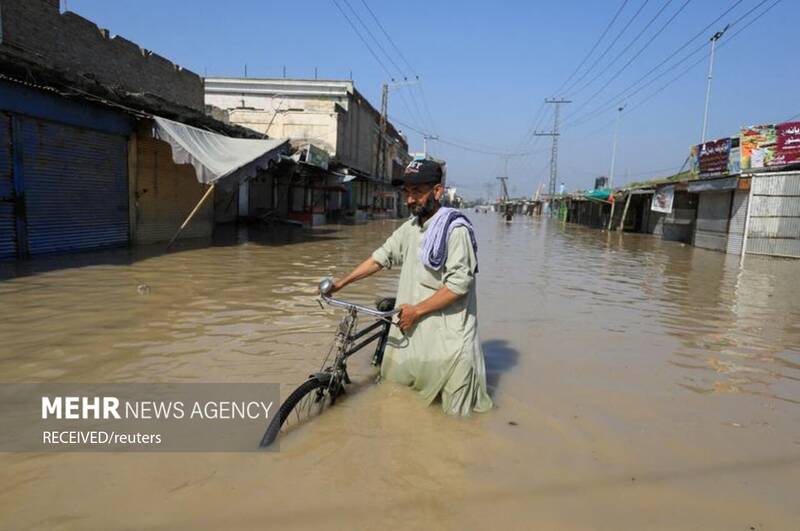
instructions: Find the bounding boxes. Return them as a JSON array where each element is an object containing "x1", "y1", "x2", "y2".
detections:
[{"x1": 411, "y1": 195, "x2": 437, "y2": 223}]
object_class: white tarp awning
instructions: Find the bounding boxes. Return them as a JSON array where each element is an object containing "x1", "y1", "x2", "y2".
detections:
[{"x1": 153, "y1": 116, "x2": 288, "y2": 184}]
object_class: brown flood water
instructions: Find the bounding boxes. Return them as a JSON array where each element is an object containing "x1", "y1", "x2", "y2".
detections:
[{"x1": 1, "y1": 214, "x2": 799, "y2": 530}]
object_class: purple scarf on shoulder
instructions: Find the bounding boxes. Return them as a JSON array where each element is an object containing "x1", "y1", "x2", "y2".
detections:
[{"x1": 419, "y1": 207, "x2": 478, "y2": 271}]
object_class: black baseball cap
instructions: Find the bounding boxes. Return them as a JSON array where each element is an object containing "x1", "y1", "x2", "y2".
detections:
[{"x1": 392, "y1": 159, "x2": 443, "y2": 187}]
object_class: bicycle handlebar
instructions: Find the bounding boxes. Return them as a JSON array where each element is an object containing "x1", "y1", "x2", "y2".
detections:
[{"x1": 318, "y1": 278, "x2": 400, "y2": 319}]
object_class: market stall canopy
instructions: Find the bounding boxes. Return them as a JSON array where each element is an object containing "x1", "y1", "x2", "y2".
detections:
[
  {"x1": 335, "y1": 166, "x2": 382, "y2": 183},
  {"x1": 153, "y1": 116, "x2": 289, "y2": 184},
  {"x1": 584, "y1": 189, "x2": 612, "y2": 201}
]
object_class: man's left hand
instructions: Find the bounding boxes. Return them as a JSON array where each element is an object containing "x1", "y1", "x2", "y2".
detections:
[{"x1": 397, "y1": 304, "x2": 422, "y2": 333}]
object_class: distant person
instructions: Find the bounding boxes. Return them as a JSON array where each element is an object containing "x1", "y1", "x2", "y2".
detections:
[{"x1": 330, "y1": 160, "x2": 493, "y2": 415}]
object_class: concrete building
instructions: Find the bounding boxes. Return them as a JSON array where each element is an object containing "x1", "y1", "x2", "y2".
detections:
[
  {"x1": 204, "y1": 78, "x2": 412, "y2": 223},
  {"x1": 0, "y1": 0, "x2": 284, "y2": 259}
]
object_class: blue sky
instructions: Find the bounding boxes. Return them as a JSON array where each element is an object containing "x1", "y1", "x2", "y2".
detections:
[{"x1": 68, "y1": 0, "x2": 799, "y2": 199}]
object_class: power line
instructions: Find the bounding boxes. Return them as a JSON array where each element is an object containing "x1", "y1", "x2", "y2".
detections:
[
  {"x1": 564, "y1": 40, "x2": 708, "y2": 128},
  {"x1": 511, "y1": 106, "x2": 552, "y2": 178},
  {"x1": 340, "y1": 0, "x2": 405, "y2": 76},
  {"x1": 597, "y1": 0, "x2": 743, "y2": 110},
  {"x1": 557, "y1": 0, "x2": 783, "y2": 189},
  {"x1": 567, "y1": 0, "x2": 693, "y2": 119},
  {"x1": 514, "y1": 101, "x2": 549, "y2": 152},
  {"x1": 551, "y1": 1, "x2": 771, "y2": 187},
  {"x1": 417, "y1": 83, "x2": 439, "y2": 135},
  {"x1": 353, "y1": 2, "x2": 436, "y2": 134},
  {"x1": 330, "y1": 0, "x2": 394, "y2": 78},
  {"x1": 332, "y1": 0, "x2": 426, "y2": 133},
  {"x1": 343, "y1": 1, "x2": 437, "y2": 137},
  {"x1": 521, "y1": 0, "x2": 781, "y2": 186},
  {"x1": 562, "y1": 0, "x2": 653, "y2": 95},
  {"x1": 394, "y1": 88, "x2": 428, "y2": 133},
  {"x1": 604, "y1": 0, "x2": 780, "y2": 123},
  {"x1": 390, "y1": 116, "x2": 549, "y2": 157},
  {"x1": 570, "y1": 0, "x2": 673, "y2": 97},
  {"x1": 358, "y1": 0, "x2": 417, "y2": 75},
  {"x1": 556, "y1": 0, "x2": 631, "y2": 94},
  {"x1": 623, "y1": 0, "x2": 782, "y2": 117},
  {"x1": 563, "y1": 0, "x2": 759, "y2": 128}
]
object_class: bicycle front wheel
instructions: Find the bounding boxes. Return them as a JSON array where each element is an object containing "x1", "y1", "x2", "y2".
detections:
[{"x1": 260, "y1": 377, "x2": 339, "y2": 447}]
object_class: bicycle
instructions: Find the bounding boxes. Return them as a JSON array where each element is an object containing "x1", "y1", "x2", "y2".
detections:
[{"x1": 259, "y1": 278, "x2": 400, "y2": 447}]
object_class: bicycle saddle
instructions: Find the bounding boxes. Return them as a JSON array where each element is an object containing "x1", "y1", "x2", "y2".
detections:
[{"x1": 376, "y1": 297, "x2": 396, "y2": 312}]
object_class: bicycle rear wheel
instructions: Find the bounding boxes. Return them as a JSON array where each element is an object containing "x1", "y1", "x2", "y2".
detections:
[{"x1": 260, "y1": 376, "x2": 340, "y2": 447}]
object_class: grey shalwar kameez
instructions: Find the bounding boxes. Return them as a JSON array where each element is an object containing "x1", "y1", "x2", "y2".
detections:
[{"x1": 372, "y1": 216, "x2": 493, "y2": 415}]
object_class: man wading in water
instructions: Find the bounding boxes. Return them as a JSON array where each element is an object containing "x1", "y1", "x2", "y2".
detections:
[{"x1": 331, "y1": 160, "x2": 493, "y2": 415}]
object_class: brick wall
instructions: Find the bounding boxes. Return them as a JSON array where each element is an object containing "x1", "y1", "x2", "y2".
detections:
[{"x1": 0, "y1": 0, "x2": 203, "y2": 111}]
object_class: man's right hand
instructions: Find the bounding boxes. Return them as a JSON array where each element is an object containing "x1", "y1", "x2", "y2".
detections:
[{"x1": 330, "y1": 279, "x2": 344, "y2": 294}]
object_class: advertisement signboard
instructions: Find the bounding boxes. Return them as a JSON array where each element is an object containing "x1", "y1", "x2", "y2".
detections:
[
  {"x1": 696, "y1": 138, "x2": 731, "y2": 175},
  {"x1": 691, "y1": 137, "x2": 740, "y2": 176},
  {"x1": 740, "y1": 124, "x2": 776, "y2": 169},
  {"x1": 771, "y1": 121, "x2": 800, "y2": 167},
  {"x1": 651, "y1": 185, "x2": 675, "y2": 214}
]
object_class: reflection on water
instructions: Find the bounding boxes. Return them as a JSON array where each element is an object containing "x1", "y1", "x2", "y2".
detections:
[{"x1": 1, "y1": 214, "x2": 799, "y2": 529}]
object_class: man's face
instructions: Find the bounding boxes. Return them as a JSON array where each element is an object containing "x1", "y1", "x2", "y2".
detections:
[{"x1": 403, "y1": 183, "x2": 443, "y2": 220}]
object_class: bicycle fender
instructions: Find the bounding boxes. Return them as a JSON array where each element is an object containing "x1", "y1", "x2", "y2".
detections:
[{"x1": 309, "y1": 372, "x2": 333, "y2": 385}]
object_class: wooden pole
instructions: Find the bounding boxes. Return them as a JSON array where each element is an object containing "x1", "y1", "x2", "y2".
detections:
[
  {"x1": 607, "y1": 195, "x2": 616, "y2": 231},
  {"x1": 617, "y1": 192, "x2": 632, "y2": 232},
  {"x1": 166, "y1": 183, "x2": 216, "y2": 250}
]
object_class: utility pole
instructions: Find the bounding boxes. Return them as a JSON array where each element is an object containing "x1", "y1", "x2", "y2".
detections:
[
  {"x1": 609, "y1": 104, "x2": 626, "y2": 189},
  {"x1": 534, "y1": 98, "x2": 571, "y2": 197},
  {"x1": 423, "y1": 134, "x2": 439, "y2": 159},
  {"x1": 500, "y1": 155, "x2": 511, "y2": 198},
  {"x1": 376, "y1": 79, "x2": 420, "y2": 177},
  {"x1": 375, "y1": 82, "x2": 389, "y2": 180},
  {"x1": 701, "y1": 25, "x2": 729, "y2": 143},
  {"x1": 496, "y1": 176, "x2": 509, "y2": 202}
]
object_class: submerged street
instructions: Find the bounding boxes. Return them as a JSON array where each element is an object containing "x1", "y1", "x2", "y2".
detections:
[{"x1": 1, "y1": 214, "x2": 799, "y2": 529}]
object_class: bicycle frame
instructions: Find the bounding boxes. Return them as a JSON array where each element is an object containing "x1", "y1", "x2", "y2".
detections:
[
  {"x1": 307, "y1": 291, "x2": 399, "y2": 387},
  {"x1": 344, "y1": 317, "x2": 389, "y2": 359},
  {"x1": 320, "y1": 290, "x2": 398, "y2": 360}
]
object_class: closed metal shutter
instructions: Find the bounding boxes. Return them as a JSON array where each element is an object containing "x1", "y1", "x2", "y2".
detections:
[
  {"x1": 0, "y1": 113, "x2": 15, "y2": 259},
  {"x1": 20, "y1": 117, "x2": 128, "y2": 255},
  {"x1": 694, "y1": 191, "x2": 731, "y2": 252},
  {"x1": 746, "y1": 172, "x2": 800, "y2": 258},
  {"x1": 726, "y1": 189, "x2": 749, "y2": 255}
]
